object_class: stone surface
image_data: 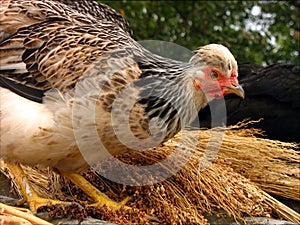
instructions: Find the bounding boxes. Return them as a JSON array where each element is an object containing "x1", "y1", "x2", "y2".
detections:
[
  {"x1": 0, "y1": 195, "x2": 19, "y2": 206},
  {"x1": 232, "y1": 217, "x2": 297, "y2": 225},
  {"x1": 57, "y1": 218, "x2": 118, "y2": 225}
]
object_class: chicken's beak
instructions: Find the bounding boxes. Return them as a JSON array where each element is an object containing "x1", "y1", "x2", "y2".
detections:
[{"x1": 224, "y1": 84, "x2": 245, "y2": 99}]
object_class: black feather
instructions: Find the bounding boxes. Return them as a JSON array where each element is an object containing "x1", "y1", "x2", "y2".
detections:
[{"x1": 0, "y1": 76, "x2": 45, "y2": 103}]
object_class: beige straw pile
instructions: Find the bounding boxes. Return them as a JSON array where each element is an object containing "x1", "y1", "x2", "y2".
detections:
[{"x1": 1, "y1": 124, "x2": 299, "y2": 224}]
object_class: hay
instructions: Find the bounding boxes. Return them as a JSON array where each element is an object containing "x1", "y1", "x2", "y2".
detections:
[
  {"x1": 184, "y1": 124, "x2": 299, "y2": 201},
  {"x1": 0, "y1": 126, "x2": 299, "y2": 224},
  {"x1": 0, "y1": 161, "x2": 61, "y2": 200}
]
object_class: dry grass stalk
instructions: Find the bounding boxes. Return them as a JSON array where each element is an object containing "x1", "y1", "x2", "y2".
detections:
[
  {"x1": 0, "y1": 202, "x2": 52, "y2": 225},
  {"x1": 262, "y1": 192, "x2": 300, "y2": 224},
  {"x1": 0, "y1": 124, "x2": 299, "y2": 224},
  {"x1": 182, "y1": 124, "x2": 299, "y2": 201}
]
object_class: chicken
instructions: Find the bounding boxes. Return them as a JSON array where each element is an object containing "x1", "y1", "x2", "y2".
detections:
[
  {"x1": 197, "y1": 62, "x2": 300, "y2": 142},
  {"x1": 0, "y1": 0, "x2": 244, "y2": 213}
]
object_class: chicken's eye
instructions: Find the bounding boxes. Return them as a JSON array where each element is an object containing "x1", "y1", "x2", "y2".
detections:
[
  {"x1": 228, "y1": 64, "x2": 231, "y2": 70},
  {"x1": 210, "y1": 71, "x2": 219, "y2": 80}
]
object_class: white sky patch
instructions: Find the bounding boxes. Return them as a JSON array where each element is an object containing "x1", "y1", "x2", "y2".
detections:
[
  {"x1": 142, "y1": 6, "x2": 147, "y2": 14},
  {"x1": 230, "y1": 24, "x2": 240, "y2": 31},
  {"x1": 251, "y1": 5, "x2": 261, "y2": 16},
  {"x1": 245, "y1": 5, "x2": 275, "y2": 35},
  {"x1": 213, "y1": 25, "x2": 222, "y2": 31},
  {"x1": 244, "y1": 4, "x2": 278, "y2": 49},
  {"x1": 268, "y1": 36, "x2": 276, "y2": 46}
]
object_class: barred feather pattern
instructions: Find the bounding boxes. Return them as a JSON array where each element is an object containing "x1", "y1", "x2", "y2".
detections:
[{"x1": 0, "y1": 0, "x2": 238, "y2": 172}]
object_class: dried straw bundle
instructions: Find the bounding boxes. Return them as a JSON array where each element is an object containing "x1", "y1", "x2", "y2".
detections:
[
  {"x1": 187, "y1": 124, "x2": 299, "y2": 201},
  {"x1": 1, "y1": 126, "x2": 299, "y2": 224},
  {"x1": 220, "y1": 131, "x2": 299, "y2": 201}
]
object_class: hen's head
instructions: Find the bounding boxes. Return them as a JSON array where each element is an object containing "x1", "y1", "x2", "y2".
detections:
[{"x1": 190, "y1": 44, "x2": 244, "y2": 100}]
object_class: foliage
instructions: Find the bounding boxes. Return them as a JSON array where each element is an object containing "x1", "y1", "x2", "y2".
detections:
[{"x1": 100, "y1": 0, "x2": 299, "y2": 66}]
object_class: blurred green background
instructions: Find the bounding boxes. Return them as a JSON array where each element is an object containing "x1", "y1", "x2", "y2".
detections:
[{"x1": 100, "y1": 1, "x2": 299, "y2": 66}]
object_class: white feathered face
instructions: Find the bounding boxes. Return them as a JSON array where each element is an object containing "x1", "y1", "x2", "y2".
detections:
[{"x1": 190, "y1": 44, "x2": 244, "y2": 99}]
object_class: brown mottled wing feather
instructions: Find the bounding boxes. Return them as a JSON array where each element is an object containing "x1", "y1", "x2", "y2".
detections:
[
  {"x1": 0, "y1": 0, "x2": 68, "y2": 42},
  {"x1": 0, "y1": 0, "x2": 133, "y2": 96},
  {"x1": 54, "y1": 0, "x2": 133, "y2": 36},
  {"x1": 0, "y1": 0, "x2": 131, "y2": 42}
]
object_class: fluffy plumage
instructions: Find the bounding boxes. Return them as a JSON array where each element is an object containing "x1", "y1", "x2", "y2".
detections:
[{"x1": 0, "y1": 0, "x2": 244, "y2": 173}]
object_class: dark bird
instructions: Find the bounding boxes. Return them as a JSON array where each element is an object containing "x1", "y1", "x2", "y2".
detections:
[
  {"x1": 198, "y1": 62, "x2": 300, "y2": 143},
  {"x1": 0, "y1": 0, "x2": 244, "y2": 212}
]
